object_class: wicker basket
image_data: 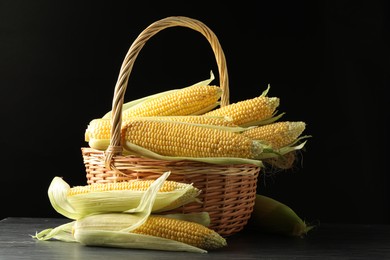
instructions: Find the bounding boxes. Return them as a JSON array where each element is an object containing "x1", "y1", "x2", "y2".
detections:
[{"x1": 81, "y1": 16, "x2": 261, "y2": 237}]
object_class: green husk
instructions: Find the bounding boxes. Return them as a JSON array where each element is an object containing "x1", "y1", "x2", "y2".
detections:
[
  {"x1": 254, "y1": 136, "x2": 310, "y2": 160},
  {"x1": 248, "y1": 194, "x2": 315, "y2": 237}
]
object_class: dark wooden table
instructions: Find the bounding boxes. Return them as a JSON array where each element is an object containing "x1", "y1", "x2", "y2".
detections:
[{"x1": 1, "y1": 217, "x2": 390, "y2": 259}]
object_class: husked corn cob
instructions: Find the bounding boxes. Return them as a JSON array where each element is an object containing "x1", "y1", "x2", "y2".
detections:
[
  {"x1": 122, "y1": 119, "x2": 263, "y2": 159},
  {"x1": 122, "y1": 85, "x2": 222, "y2": 119},
  {"x1": 242, "y1": 121, "x2": 306, "y2": 149},
  {"x1": 203, "y1": 96, "x2": 280, "y2": 127},
  {"x1": 85, "y1": 116, "x2": 237, "y2": 142},
  {"x1": 73, "y1": 213, "x2": 227, "y2": 251}
]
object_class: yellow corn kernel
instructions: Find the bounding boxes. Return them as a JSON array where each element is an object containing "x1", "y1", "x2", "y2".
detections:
[
  {"x1": 133, "y1": 215, "x2": 227, "y2": 250},
  {"x1": 122, "y1": 119, "x2": 263, "y2": 159},
  {"x1": 122, "y1": 85, "x2": 222, "y2": 119},
  {"x1": 242, "y1": 121, "x2": 306, "y2": 149},
  {"x1": 203, "y1": 96, "x2": 280, "y2": 127}
]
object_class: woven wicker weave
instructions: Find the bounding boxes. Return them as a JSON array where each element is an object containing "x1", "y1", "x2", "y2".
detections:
[{"x1": 81, "y1": 16, "x2": 261, "y2": 237}]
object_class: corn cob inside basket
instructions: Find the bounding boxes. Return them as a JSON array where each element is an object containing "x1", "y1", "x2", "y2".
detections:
[{"x1": 85, "y1": 81, "x2": 309, "y2": 168}]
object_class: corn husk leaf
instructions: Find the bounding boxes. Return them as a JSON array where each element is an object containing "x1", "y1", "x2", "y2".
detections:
[
  {"x1": 190, "y1": 70, "x2": 216, "y2": 88},
  {"x1": 254, "y1": 136, "x2": 310, "y2": 160},
  {"x1": 74, "y1": 229, "x2": 206, "y2": 253},
  {"x1": 33, "y1": 221, "x2": 76, "y2": 242},
  {"x1": 67, "y1": 181, "x2": 200, "y2": 217},
  {"x1": 261, "y1": 84, "x2": 271, "y2": 97},
  {"x1": 47, "y1": 177, "x2": 79, "y2": 220},
  {"x1": 47, "y1": 172, "x2": 200, "y2": 220}
]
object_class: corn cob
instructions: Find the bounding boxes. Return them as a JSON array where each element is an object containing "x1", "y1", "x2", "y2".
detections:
[
  {"x1": 121, "y1": 85, "x2": 222, "y2": 119},
  {"x1": 241, "y1": 121, "x2": 306, "y2": 150},
  {"x1": 102, "y1": 70, "x2": 217, "y2": 119},
  {"x1": 203, "y1": 95, "x2": 281, "y2": 127},
  {"x1": 133, "y1": 215, "x2": 226, "y2": 250},
  {"x1": 47, "y1": 173, "x2": 200, "y2": 220},
  {"x1": 248, "y1": 194, "x2": 314, "y2": 237},
  {"x1": 73, "y1": 213, "x2": 227, "y2": 251},
  {"x1": 121, "y1": 119, "x2": 263, "y2": 159},
  {"x1": 85, "y1": 116, "x2": 236, "y2": 142}
]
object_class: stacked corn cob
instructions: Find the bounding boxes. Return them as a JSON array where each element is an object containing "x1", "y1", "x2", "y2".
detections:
[
  {"x1": 34, "y1": 172, "x2": 227, "y2": 253},
  {"x1": 85, "y1": 75, "x2": 310, "y2": 169}
]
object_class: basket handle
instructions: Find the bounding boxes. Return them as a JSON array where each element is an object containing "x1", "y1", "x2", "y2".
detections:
[{"x1": 105, "y1": 16, "x2": 230, "y2": 167}]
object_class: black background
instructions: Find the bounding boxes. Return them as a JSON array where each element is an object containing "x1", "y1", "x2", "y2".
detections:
[{"x1": 1, "y1": 1, "x2": 388, "y2": 225}]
